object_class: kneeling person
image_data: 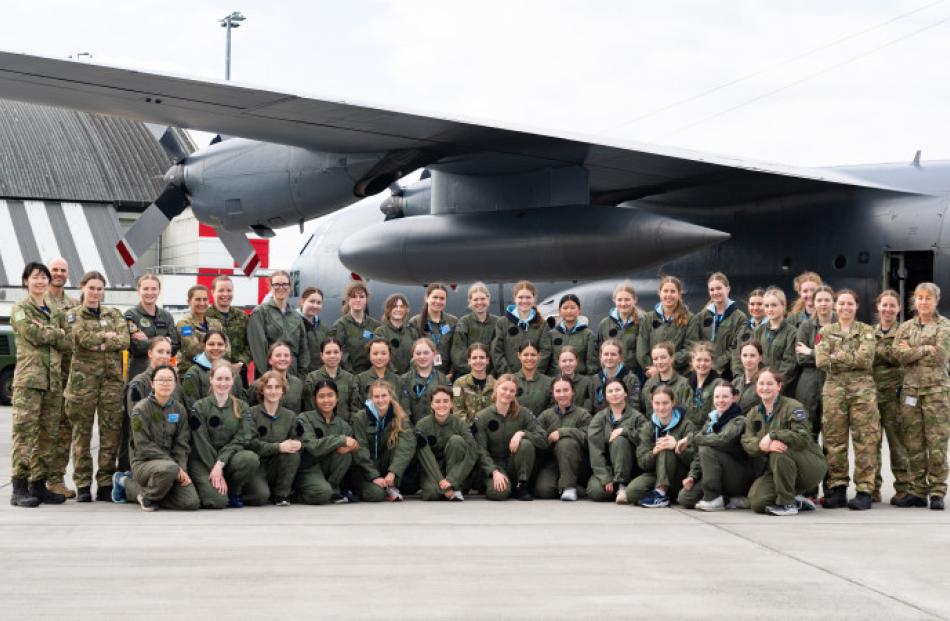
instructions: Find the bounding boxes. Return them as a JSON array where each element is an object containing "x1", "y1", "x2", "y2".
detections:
[
  {"x1": 629, "y1": 386, "x2": 696, "y2": 507},
  {"x1": 245, "y1": 371, "x2": 302, "y2": 506},
  {"x1": 534, "y1": 377, "x2": 592, "y2": 501},
  {"x1": 415, "y1": 386, "x2": 478, "y2": 501},
  {"x1": 293, "y1": 379, "x2": 359, "y2": 505}
]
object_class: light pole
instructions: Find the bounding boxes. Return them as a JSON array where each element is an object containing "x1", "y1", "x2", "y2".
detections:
[{"x1": 219, "y1": 11, "x2": 246, "y2": 81}]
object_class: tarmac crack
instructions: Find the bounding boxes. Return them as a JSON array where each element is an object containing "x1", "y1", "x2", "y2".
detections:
[{"x1": 675, "y1": 507, "x2": 946, "y2": 620}]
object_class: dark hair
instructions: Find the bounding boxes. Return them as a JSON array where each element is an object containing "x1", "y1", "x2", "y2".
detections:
[
  {"x1": 710, "y1": 378, "x2": 738, "y2": 396},
  {"x1": 204, "y1": 329, "x2": 229, "y2": 349},
  {"x1": 552, "y1": 375, "x2": 575, "y2": 393},
  {"x1": 430, "y1": 385, "x2": 453, "y2": 402},
  {"x1": 301, "y1": 286, "x2": 324, "y2": 303},
  {"x1": 267, "y1": 340, "x2": 292, "y2": 359},
  {"x1": 604, "y1": 377, "x2": 627, "y2": 394},
  {"x1": 740, "y1": 340, "x2": 764, "y2": 356},
  {"x1": 420, "y1": 283, "x2": 449, "y2": 331},
  {"x1": 757, "y1": 367, "x2": 784, "y2": 385},
  {"x1": 312, "y1": 378, "x2": 338, "y2": 398},
  {"x1": 366, "y1": 336, "x2": 392, "y2": 356},
  {"x1": 651, "y1": 385, "x2": 676, "y2": 404},
  {"x1": 467, "y1": 342, "x2": 490, "y2": 358},
  {"x1": 21, "y1": 262, "x2": 51, "y2": 285},
  {"x1": 147, "y1": 336, "x2": 172, "y2": 352},
  {"x1": 320, "y1": 337, "x2": 343, "y2": 353},
  {"x1": 558, "y1": 294, "x2": 581, "y2": 309},
  {"x1": 517, "y1": 340, "x2": 540, "y2": 354},
  {"x1": 150, "y1": 364, "x2": 177, "y2": 382}
]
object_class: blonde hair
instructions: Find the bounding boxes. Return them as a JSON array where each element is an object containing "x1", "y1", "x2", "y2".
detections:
[
  {"x1": 706, "y1": 272, "x2": 730, "y2": 305},
  {"x1": 255, "y1": 370, "x2": 288, "y2": 399},
  {"x1": 368, "y1": 380, "x2": 410, "y2": 448},
  {"x1": 611, "y1": 281, "x2": 641, "y2": 324},
  {"x1": 911, "y1": 282, "x2": 941, "y2": 313},
  {"x1": 210, "y1": 359, "x2": 242, "y2": 419},
  {"x1": 658, "y1": 276, "x2": 690, "y2": 327},
  {"x1": 493, "y1": 374, "x2": 522, "y2": 419},
  {"x1": 763, "y1": 286, "x2": 788, "y2": 310},
  {"x1": 467, "y1": 282, "x2": 491, "y2": 307}
]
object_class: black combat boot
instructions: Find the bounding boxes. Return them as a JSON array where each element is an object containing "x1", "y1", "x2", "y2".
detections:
[
  {"x1": 931, "y1": 496, "x2": 945, "y2": 511},
  {"x1": 30, "y1": 479, "x2": 65, "y2": 505},
  {"x1": 847, "y1": 491, "x2": 872, "y2": 511},
  {"x1": 75, "y1": 486, "x2": 92, "y2": 503},
  {"x1": 95, "y1": 485, "x2": 112, "y2": 502},
  {"x1": 10, "y1": 478, "x2": 40, "y2": 508},
  {"x1": 823, "y1": 486, "x2": 847, "y2": 509}
]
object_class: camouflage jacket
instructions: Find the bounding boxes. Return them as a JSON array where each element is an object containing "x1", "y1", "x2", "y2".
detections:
[
  {"x1": 815, "y1": 321, "x2": 876, "y2": 384},
  {"x1": 66, "y1": 304, "x2": 129, "y2": 395},
  {"x1": 452, "y1": 373, "x2": 496, "y2": 425},
  {"x1": 893, "y1": 315, "x2": 950, "y2": 394},
  {"x1": 10, "y1": 297, "x2": 69, "y2": 391},
  {"x1": 872, "y1": 323, "x2": 903, "y2": 395},
  {"x1": 207, "y1": 305, "x2": 251, "y2": 367},
  {"x1": 175, "y1": 313, "x2": 224, "y2": 377}
]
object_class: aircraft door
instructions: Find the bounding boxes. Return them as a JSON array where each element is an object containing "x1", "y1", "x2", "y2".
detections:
[{"x1": 883, "y1": 251, "x2": 934, "y2": 321}]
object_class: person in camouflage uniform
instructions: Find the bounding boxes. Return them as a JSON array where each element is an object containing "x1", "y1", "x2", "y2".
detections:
[
  {"x1": 815, "y1": 289, "x2": 880, "y2": 510},
  {"x1": 533, "y1": 377, "x2": 592, "y2": 500},
  {"x1": 9, "y1": 262, "x2": 69, "y2": 507},
  {"x1": 451, "y1": 283, "x2": 500, "y2": 377},
  {"x1": 331, "y1": 281, "x2": 381, "y2": 374},
  {"x1": 414, "y1": 386, "x2": 478, "y2": 501},
  {"x1": 452, "y1": 343, "x2": 496, "y2": 425},
  {"x1": 248, "y1": 271, "x2": 309, "y2": 378},
  {"x1": 44, "y1": 257, "x2": 78, "y2": 499},
  {"x1": 548, "y1": 294, "x2": 598, "y2": 376},
  {"x1": 374, "y1": 293, "x2": 417, "y2": 375},
  {"x1": 871, "y1": 290, "x2": 912, "y2": 503},
  {"x1": 297, "y1": 286, "x2": 329, "y2": 375},
  {"x1": 176, "y1": 285, "x2": 224, "y2": 378},
  {"x1": 688, "y1": 272, "x2": 747, "y2": 380},
  {"x1": 64, "y1": 271, "x2": 130, "y2": 502},
  {"x1": 596, "y1": 281, "x2": 644, "y2": 382},
  {"x1": 207, "y1": 275, "x2": 250, "y2": 385},
  {"x1": 893, "y1": 282, "x2": 950, "y2": 510}
]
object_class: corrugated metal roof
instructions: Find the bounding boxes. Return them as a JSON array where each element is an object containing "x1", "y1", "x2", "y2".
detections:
[{"x1": 0, "y1": 98, "x2": 193, "y2": 204}]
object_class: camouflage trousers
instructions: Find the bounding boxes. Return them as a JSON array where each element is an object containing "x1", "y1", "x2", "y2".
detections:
[
  {"x1": 48, "y1": 359, "x2": 73, "y2": 484},
  {"x1": 65, "y1": 378, "x2": 124, "y2": 488},
  {"x1": 10, "y1": 386, "x2": 61, "y2": 480},
  {"x1": 875, "y1": 390, "x2": 912, "y2": 496},
  {"x1": 821, "y1": 380, "x2": 881, "y2": 493},
  {"x1": 899, "y1": 388, "x2": 950, "y2": 497}
]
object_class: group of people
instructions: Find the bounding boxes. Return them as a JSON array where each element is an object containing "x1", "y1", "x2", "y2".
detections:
[{"x1": 9, "y1": 261, "x2": 948, "y2": 516}]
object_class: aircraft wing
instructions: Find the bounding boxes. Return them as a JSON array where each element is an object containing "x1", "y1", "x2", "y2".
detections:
[{"x1": 0, "y1": 50, "x2": 917, "y2": 207}]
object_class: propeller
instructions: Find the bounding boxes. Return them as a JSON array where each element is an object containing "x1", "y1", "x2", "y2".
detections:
[{"x1": 115, "y1": 125, "x2": 262, "y2": 277}]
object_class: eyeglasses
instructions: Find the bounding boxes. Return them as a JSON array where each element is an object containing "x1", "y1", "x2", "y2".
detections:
[{"x1": 271, "y1": 283, "x2": 290, "y2": 289}]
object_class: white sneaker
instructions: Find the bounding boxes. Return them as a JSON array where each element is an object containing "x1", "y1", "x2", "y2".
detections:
[
  {"x1": 385, "y1": 486, "x2": 403, "y2": 502},
  {"x1": 696, "y1": 495, "x2": 725, "y2": 512},
  {"x1": 615, "y1": 484, "x2": 628, "y2": 505},
  {"x1": 450, "y1": 490, "x2": 464, "y2": 502},
  {"x1": 725, "y1": 496, "x2": 749, "y2": 510},
  {"x1": 560, "y1": 487, "x2": 578, "y2": 502}
]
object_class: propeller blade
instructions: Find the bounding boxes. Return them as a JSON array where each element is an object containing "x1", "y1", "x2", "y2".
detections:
[
  {"x1": 115, "y1": 182, "x2": 188, "y2": 268},
  {"x1": 217, "y1": 229, "x2": 261, "y2": 277},
  {"x1": 145, "y1": 123, "x2": 193, "y2": 164}
]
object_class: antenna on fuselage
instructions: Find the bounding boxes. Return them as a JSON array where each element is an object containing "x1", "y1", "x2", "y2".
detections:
[{"x1": 912, "y1": 150, "x2": 922, "y2": 168}]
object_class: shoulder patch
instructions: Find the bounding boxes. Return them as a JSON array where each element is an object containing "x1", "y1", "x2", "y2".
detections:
[
  {"x1": 652, "y1": 319, "x2": 661, "y2": 329},
  {"x1": 508, "y1": 326, "x2": 519, "y2": 336},
  {"x1": 257, "y1": 425, "x2": 268, "y2": 437},
  {"x1": 295, "y1": 420, "x2": 305, "y2": 437},
  {"x1": 453, "y1": 385, "x2": 462, "y2": 397},
  {"x1": 390, "y1": 338, "x2": 400, "y2": 348},
  {"x1": 741, "y1": 333, "x2": 750, "y2": 342},
  {"x1": 189, "y1": 416, "x2": 201, "y2": 431},
  {"x1": 12, "y1": 310, "x2": 26, "y2": 322},
  {"x1": 516, "y1": 386, "x2": 524, "y2": 396},
  {"x1": 209, "y1": 415, "x2": 221, "y2": 428},
  {"x1": 753, "y1": 420, "x2": 762, "y2": 432},
  {"x1": 608, "y1": 328, "x2": 618, "y2": 337},
  {"x1": 703, "y1": 317, "x2": 712, "y2": 327},
  {"x1": 427, "y1": 434, "x2": 438, "y2": 447},
  {"x1": 415, "y1": 431, "x2": 427, "y2": 449},
  {"x1": 470, "y1": 423, "x2": 478, "y2": 437},
  {"x1": 180, "y1": 326, "x2": 193, "y2": 337},
  {"x1": 131, "y1": 417, "x2": 143, "y2": 432},
  {"x1": 67, "y1": 313, "x2": 76, "y2": 324},
  {"x1": 488, "y1": 419, "x2": 500, "y2": 432},
  {"x1": 314, "y1": 428, "x2": 324, "y2": 439},
  {"x1": 793, "y1": 408, "x2": 807, "y2": 422},
  {"x1": 553, "y1": 337, "x2": 563, "y2": 346}
]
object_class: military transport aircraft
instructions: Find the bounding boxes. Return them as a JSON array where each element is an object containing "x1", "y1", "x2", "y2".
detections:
[{"x1": 1, "y1": 50, "x2": 948, "y2": 320}]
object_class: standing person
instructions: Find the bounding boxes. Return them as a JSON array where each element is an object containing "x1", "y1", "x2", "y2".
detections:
[
  {"x1": 247, "y1": 271, "x2": 309, "y2": 378},
  {"x1": 122, "y1": 273, "x2": 181, "y2": 474},
  {"x1": 637, "y1": 276, "x2": 693, "y2": 376},
  {"x1": 794, "y1": 285, "x2": 836, "y2": 440},
  {"x1": 629, "y1": 386, "x2": 696, "y2": 507},
  {"x1": 893, "y1": 282, "x2": 950, "y2": 510},
  {"x1": 586, "y1": 378, "x2": 645, "y2": 504},
  {"x1": 181, "y1": 330, "x2": 241, "y2": 411},
  {"x1": 591, "y1": 339, "x2": 641, "y2": 412},
  {"x1": 304, "y1": 338, "x2": 357, "y2": 422},
  {"x1": 451, "y1": 282, "x2": 500, "y2": 376},
  {"x1": 677, "y1": 381, "x2": 752, "y2": 511},
  {"x1": 399, "y1": 338, "x2": 450, "y2": 424},
  {"x1": 732, "y1": 341, "x2": 763, "y2": 412},
  {"x1": 43, "y1": 258, "x2": 79, "y2": 499},
  {"x1": 549, "y1": 294, "x2": 598, "y2": 376},
  {"x1": 348, "y1": 380, "x2": 415, "y2": 502},
  {"x1": 331, "y1": 281, "x2": 381, "y2": 374},
  {"x1": 207, "y1": 275, "x2": 250, "y2": 385},
  {"x1": 472, "y1": 374, "x2": 546, "y2": 501},
  {"x1": 415, "y1": 386, "x2": 479, "y2": 501},
  {"x1": 491, "y1": 280, "x2": 552, "y2": 374},
  {"x1": 555, "y1": 347, "x2": 594, "y2": 411},
  {"x1": 597, "y1": 281, "x2": 644, "y2": 382},
  {"x1": 788, "y1": 272, "x2": 824, "y2": 328},
  {"x1": 534, "y1": 377, "x2": 592, "y2": 501},
  {"x1": 452, "y1": 343, "x2": 497, "y2": 425},
  {"x1": 246, "y1": 342, "x2": 305, "y2": 414},
  {"x1": 753, "y1": 287, "x2": 799, "y2": 394},
  {"x1": 64, "y1": 271, "x2": 130, "y2": 502},
  {"x1": 690, "y1": 273, "x2": 746, "y2": 380},
  {"x1": 127, "y1": 337, "x2": 181, "y2": 418},
  {"x1": 111, "y1": 365, "x2": 199, "y2": 511},
  {"x1": 351, "y1": 338, "x2": 401, "y2": 413},
  {"x1": 684, "y1": 342, "x2": 719, "y2": 427},
  {"x1": 741, "y1": 368, "x2": 826, "y2": 516},
  {"x1": 293, "y1": 379, "x2": 360, "y2": 505},
  {"x1": 374, "y1": 293, "x2": 417, "y2": 375},
  {"x1": 125, "y1": 274, "x2": 181, "y2": 380},
  {"x1": 9, "y1": 262, "x2": 69, "y2": 507},
  {"x1": 244, "y1": 371, "x2": 301, "y2": 506},
  {"x1": 730, "y1": 288, "x2": 767, "y2": 377},
  {"x1": 186, "y1": 361, "x2": 259, "y2": 509},
  {"x1": 297, "y1": 286, "x2": 329, "y2": 375},
  {"x1": 640, "y1": 342, "x2": 691, "y2": 413},
  {"x1": 410, "y1": 283, "x2": 458, "y2": 377},
  {"x1": 871, "y1": 290, "x2": 912, "y2": 504},
  {"x1": 176, "y1": 285, "x2": 224, "y2": 378},
  {"x1": 513, "y1": 341, "x2": 553, "y2": 416},
  {"x1": 815, "y1": 289, "x2": 880, "y2": 510}
]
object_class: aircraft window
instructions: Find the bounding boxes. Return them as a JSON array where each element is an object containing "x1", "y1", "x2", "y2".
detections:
[{"x1": 833, "y1": 255, "x2": 847, "y2": 270}]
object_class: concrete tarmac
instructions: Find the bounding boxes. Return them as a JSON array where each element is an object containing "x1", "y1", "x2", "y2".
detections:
[{"x1": 0, "y1": 406, "x2": 948, "y2": 620}]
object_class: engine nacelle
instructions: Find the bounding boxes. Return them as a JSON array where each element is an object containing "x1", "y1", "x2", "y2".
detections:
[{"x1": 339, "y1": 205, "x2": 729, "y2": 284}]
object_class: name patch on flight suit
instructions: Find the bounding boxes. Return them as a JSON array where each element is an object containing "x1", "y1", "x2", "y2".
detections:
[
  {"x1": 168, "y1": 412, "x2": 180, "y2": 423},
  {"x1": 181, "y1": 326, "x2": 193, "y2": 337},
  {"x1": 362, "y1": 329, "x2": 374, "y2": 340}
]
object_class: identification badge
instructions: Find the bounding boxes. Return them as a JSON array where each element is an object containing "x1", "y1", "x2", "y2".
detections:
[
  {"x1": 453, "y1": 386, "x2": 462, "y2": 397},
  {"x1": 168, "y1": 412, "x2": 180, "y2": 423},
  {"x1": 181, "y1": 326, "x2": 193, "y2": 337},
  {"x1": 154, "y1": 320, "x2": 166, "y2": 329},
  {"x1": 440, "y1": 324, "x2": 451, "y2": 335},
  {"x1": 434, "y1": 354, "x2": 443, "y2": 367},
  {"x1": 100, "y1": 320, "x2": 108, "y2": 327},
  {"x1": 139, "y1": 318, "x2": 151, "y2": 328},
  {"x1": 905, "y1": 396, "x2": 918, "y2": 407},
  {"x1": 362, "y1": 329, "x2": 374, "y2": 340}
]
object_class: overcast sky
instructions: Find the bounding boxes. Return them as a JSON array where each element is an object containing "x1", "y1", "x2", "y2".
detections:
[{"x1": 3, "y1": 1, "x2": 950, "y2": 268}]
